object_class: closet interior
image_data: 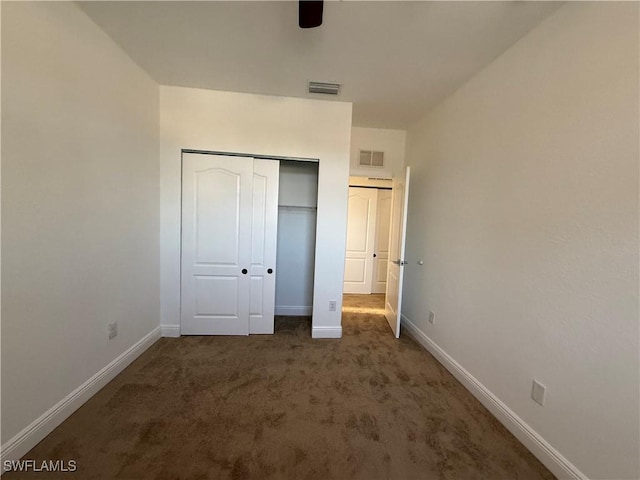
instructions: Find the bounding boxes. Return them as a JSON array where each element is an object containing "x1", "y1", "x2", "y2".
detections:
[{"x1": 275, "y1": 160, "x2": 319, "y2": 317}]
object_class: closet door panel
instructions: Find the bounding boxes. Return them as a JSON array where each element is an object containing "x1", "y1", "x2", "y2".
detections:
[
  {"x1": 250, "y1": 277, "x2": 264, "y2": 316},
  {"x1": 249, "y1": 159, "x2": 279, "y2": 334},
  {"x1": 194, "y1": 169, "x2": 241, "y2": 264},
  {"x1": 181, "y1": 153, "x2": 253, "y2": 335},
  {"x1": 196, "y1": 276, "x2": 238, "y2": 315}
]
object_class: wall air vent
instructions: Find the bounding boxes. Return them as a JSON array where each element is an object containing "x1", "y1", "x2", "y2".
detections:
[
  {"x1": 308, "y1": 81, "x2": 341, "y2": 95},
  {"x1": 359, "y1": 150, "x2": 384, "y2": 167}
]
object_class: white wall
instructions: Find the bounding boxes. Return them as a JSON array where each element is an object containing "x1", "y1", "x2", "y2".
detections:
[
  {"x1": 1, "y1": 0, "x2": 160, "y2": 452},
  {"x1": 402, "y1": 3, "x2": 639, "y2": 479},
  {"x1": 350, "y1": 127, "x2": 406, "y2": 178},
  {"x1": 276, "y1": 162, "x2": 318, "y2": 316},
  {"x1": 160, "y1": 87, "x2": 352, "y2": 338}
]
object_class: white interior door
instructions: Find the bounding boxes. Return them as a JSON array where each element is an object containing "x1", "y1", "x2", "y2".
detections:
[
  {"x1": 181, "y1": 153, "x2": 279, "y2": 335},
  {"x1": 384, "y1": 167, "x2": 411, "y2": 338},
  {"x1": 344, "y1": 187, "x2": 378, "y2": 294},
  {"x1": 249, "y1": 159, "x2": 279, "y2": 334},
  {"x1": 372, "y1": 189, "x2": 392, "y2": 294}
]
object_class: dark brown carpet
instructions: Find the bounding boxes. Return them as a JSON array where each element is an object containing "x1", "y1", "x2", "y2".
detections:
[{"x1": 6, "y1": 294, "x2": 555, "y2": 479}]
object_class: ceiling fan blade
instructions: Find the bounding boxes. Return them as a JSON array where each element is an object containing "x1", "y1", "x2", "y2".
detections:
[{"x1": 299, "y1": 0, "x2": 323, "y2": 29}]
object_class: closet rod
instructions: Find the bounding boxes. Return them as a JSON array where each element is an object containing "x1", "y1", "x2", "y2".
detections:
[
  {"x1": 278, "y1": 205, "x2": 317, "y2": 211},
  {"x1": 348, "y1": 185, "x2": 392, "y2": 190}
]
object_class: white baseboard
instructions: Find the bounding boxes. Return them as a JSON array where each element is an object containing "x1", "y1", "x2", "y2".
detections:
[
  {"x1": 400, "y1": 314, "x2": 586, "y2": 480},
  {"x1": 275, "y1": 305, "x2": 312, "y2": 316},
  {"x1": 0, "y1": 327, "x2": 161, "y2": 469},
  {"x1": 160, "y1": 324, "x2": 180, "y2": 337},
  {"x1": 312, "y1": 326, "x2": 342, "y2": 339}
]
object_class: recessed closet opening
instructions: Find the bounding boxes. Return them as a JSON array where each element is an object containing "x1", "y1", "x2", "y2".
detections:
[
  {"x1": 180, "y1": 151, "x2": 318, "y2": 336},
  {"x1": 275, "y1": 160, "x2": 319, "y2": 320}
]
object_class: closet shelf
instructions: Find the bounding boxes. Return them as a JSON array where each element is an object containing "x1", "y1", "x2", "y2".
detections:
[{"x1": 278, "y1": 205, "x2": 317, "y2": 210}]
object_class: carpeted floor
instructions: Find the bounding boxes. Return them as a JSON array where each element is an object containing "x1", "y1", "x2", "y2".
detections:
[{"x1": 6, "y1": 294, "x2": 555, "y2": 479}]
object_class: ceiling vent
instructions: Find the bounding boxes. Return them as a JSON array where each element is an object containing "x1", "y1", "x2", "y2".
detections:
[
  {"x1": 308, "y1": 81, "x2": 341, "y2": 95},
  {"x1": 359, "y1": 150, "x2": 384, "y2": 167}
]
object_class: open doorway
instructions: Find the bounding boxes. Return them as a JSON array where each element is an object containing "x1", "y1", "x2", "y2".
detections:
[
  {"x1": 342, "y1": 176, "x2": 392, "y2": 315},
  {"x1": 343, "y1": 180, "x2": 392, "y2": 295},
  {"x1": 275, "y1": 160, "x2": 319, "y2": 319},
  {"x1": 342, "y1": 169, "x2": 411, "y2": 338}
]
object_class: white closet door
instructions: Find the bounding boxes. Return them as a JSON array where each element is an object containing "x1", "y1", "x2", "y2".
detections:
[
  {"x1": 372, "y1": 189, "x2": 392, "y2": 294},
  {"x1": 181, "y1": 153, "x2": 253, "y2": 335},
  {"x1": 249, "y1": 159, "x2": 279, "y2": 334},
  {"x1": 344, "y1": 187, "x2": 378, "y2": 294}
]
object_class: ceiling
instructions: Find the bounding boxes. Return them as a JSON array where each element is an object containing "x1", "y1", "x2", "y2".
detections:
[{"x1": 78, "y1": 1, "x2": 561, "y2": 129}]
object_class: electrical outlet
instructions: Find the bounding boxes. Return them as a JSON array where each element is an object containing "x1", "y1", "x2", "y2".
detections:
[
  {"x1": 108, "y1": 322, "x2": 118, "y2": 340},
  {"x1": 531, "y1": 380, "x2": 546, "y2": 406},
  {"x1": 329, "y1": 300, "x2": 337, "y2": 312},
  {"x1": 428, "y1": 311, "x2": 435, "y2": 324}
]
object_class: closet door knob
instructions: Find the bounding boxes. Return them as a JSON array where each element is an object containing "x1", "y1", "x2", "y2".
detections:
[
  {"x1": 242, "y1": 268, "x2": 248, "y2": 275},
  {"x1": 373, "y1": 253, "x2": 377, "y2": 258},
  {"x1": 267, "y1": 268, "x2": 273, "y2": 274}
]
